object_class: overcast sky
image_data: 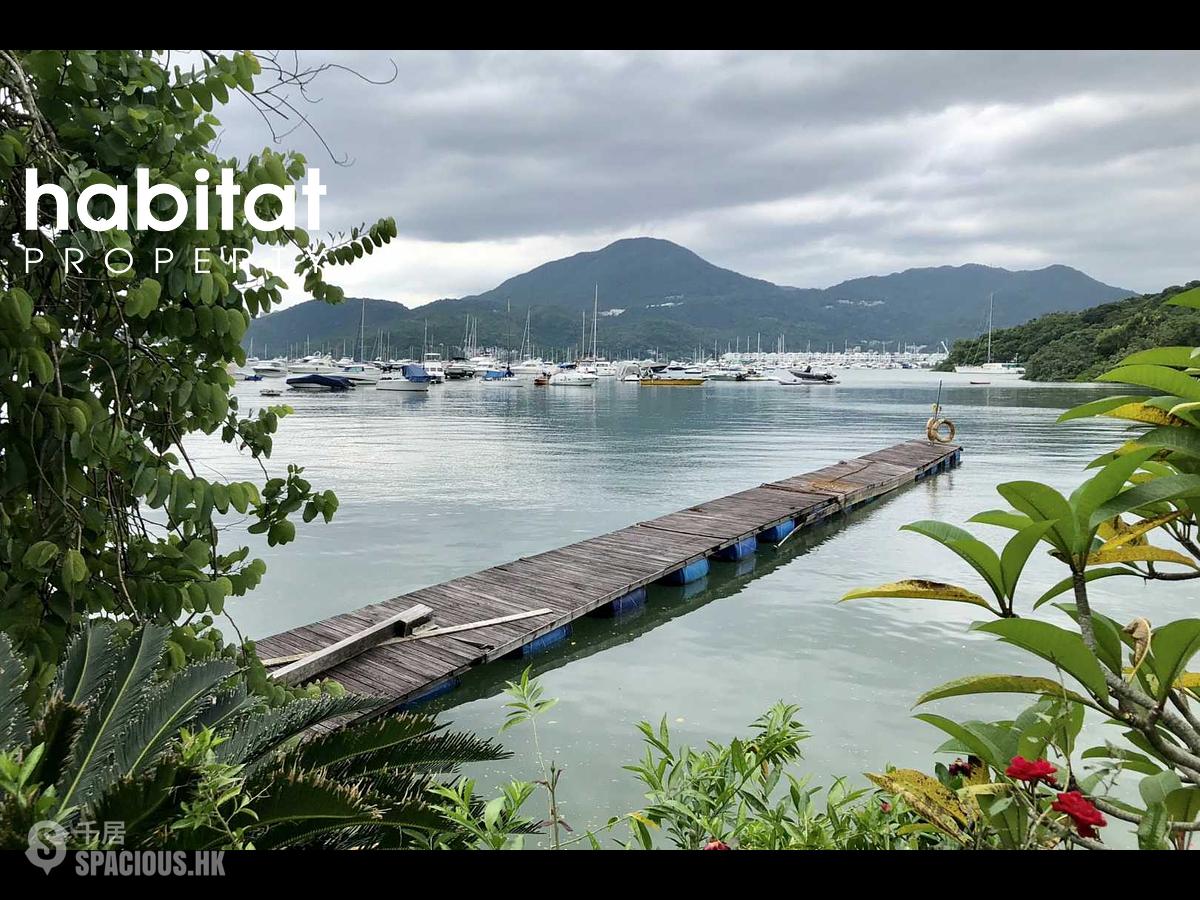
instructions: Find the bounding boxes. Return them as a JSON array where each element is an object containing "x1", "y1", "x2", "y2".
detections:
[{"x1": 215, "y1": 50, "x2": 1200, "y2": 307}]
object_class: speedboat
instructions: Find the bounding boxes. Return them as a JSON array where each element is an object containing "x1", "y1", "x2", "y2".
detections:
[
  {"x1": 445, "y1": 357, "x2": 476, "y2": 379},
  {"x1": 378, "y1": 363, "x2": 433, "y2": 392},
  {"x1": 290, "y1": 354, "x2": 339, "y2": 375},
  {"x1": 511, "y1": 358, "x2": 548, "y2": 376},
  {"x1": 786, "y1": 366, "x2": 839, "y2": 384},
  {"x1": 338, "y1": 362, "x2": 382, "y2": 385},
  {"x1": 252, "y1": 358, "x2": 289, "y2": 378},
  {"x1": 548, "y1": 364, "x2": 598, "y2": 386},
  {"x1": 286, "y1": 373, "x2": 354, "y2": 391}
]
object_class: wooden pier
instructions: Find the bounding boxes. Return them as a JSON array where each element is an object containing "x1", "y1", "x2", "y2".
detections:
[{"x1": 256, "y1": 439, "x2": 962, "y2": 710}]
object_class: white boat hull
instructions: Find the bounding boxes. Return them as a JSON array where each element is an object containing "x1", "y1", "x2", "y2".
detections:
[{"x1": 377, "y1": 378, "x2": 429, "y2": 392}]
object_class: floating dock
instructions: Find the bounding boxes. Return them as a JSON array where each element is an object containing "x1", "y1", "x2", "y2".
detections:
[{"x1": 256, "y1": 439, "x2": 962, "y2": 711}]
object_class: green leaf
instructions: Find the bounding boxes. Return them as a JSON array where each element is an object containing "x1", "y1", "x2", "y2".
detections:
[
  {"x1": 1148, "y1": 620, "x2": 1200, "y2": 702},
  {"x1": 1097, "y1": 365, "x2": 1200, "y2": 403},
  {"x1": 999, "y1": 521, "x2": 1055, "y2": 600},
  {"x1": 1118, "y1": 347, "x2": 1198, "y2": 368},
  {"x1": 1090, "y1": 475, "x2": 1200, "y2": 529},
  {"x1": 969, "y1": 509, "x2": 1035, "y2": 531},
  {"x1": 1128, "y1": 424, "x2": 1200, "y2": 459},
  {"x1": 995, "y1": 481, "x2": 1077, "y2": 557},
  {"x1": 913, "y1": 713, "x2": 1010, "y2": 772},
  {"x1": 900, "y1": 521, "x2": 1004, "y2": 602},
  {"x1": 973, "y1": 619, "x2": 1109, "y2": 701},
  {"x1": 1057, "y1": 395, "x2": 1151, "y2": 423},
  {"x1": 915, "y1": 674, "x2": 1090, "y2": 707},
  {"x1": 1033, "y1": 567, "x2": 1140, "y2": 610}
]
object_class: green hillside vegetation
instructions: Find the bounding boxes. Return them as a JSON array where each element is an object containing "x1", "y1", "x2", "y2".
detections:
[
  {"x1": 245, "y1": 238, "x2": 1132, "y2": 359},
  {"x1": 938, "y1": 281, "x2": 1200, "y2": 381}
]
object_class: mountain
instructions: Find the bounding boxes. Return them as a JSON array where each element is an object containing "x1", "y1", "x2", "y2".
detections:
[
  {"x1": 244, "y1": 237, "x2": 1134, "y2": 359},
  {"x1": 938, "y1": 280, "x2": 1200, "y2": 381}
]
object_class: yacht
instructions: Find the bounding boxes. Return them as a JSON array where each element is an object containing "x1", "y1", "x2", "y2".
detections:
[
  {"x1": 445, "y1": 357, "x2": 476, "y2": 379},
  {"x1": 548, "y1": 364, "x2": 598, "y2": 387},
  {"x1": 290, "y1": 354, "x2": 339, "y2": 375},
  {"x1": 252, "y1": 358, "x2": 289, "y2": 378},
  {"x1": 421, "y1": 352, "x2": 447, "y2": 384},
  {"x1": 378, "y1": 363, "x2": 433, "y2": 392},
  {"x1": 338, "y1": 362, "x2": 382, "y2": 385},
  {"x1": 511, "y1": 358, "x2": 548, "y2": 377}
]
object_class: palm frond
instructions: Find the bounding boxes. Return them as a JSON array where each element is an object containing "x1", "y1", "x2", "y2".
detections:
[
  {"x1": 54, "y1": 620, "x2": 119, "y2": 707},
  {"x1": 115, "y1": 658, "x2": 238, "y2": 781},
  {"x1": 55, "y1": 623, "x2": 170, "y2": 812},
  {"x1": 91, "y1": 759, "x2": 199, "y2": 847},
  {"x1": 195, "y1": 682, "x2": 257, "y2": 730},
  {"x1": 27, "y1": 696, "x2": 84, "y2": 787},
  {"x1": 0, "y1": 632, "x2": 31, "y2": 750},
  {"x1": 215, "y1": 694, "x2": 380, "y2": 772}
]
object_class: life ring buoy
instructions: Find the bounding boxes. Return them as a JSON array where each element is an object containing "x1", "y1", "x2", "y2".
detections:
[{"x1": 926, "y1": 417, "x2": 956, "y2": 443}]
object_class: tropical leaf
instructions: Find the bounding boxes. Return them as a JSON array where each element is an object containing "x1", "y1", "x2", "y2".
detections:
[
  {"x1": 1081, "y1": 744, "x2": 1163, "y2": 777},
  {"x1": 1056, "y1": 603, "x2": 1130, "y2": 675},
  {"x1": 1101, "y1": 403, "x2": 1184, "y2": 427},
  {"x1": 1148, "y1": 620, "x2": 1200, "y2": 702},
  {"x1": 999, "y1": 521, "x2": 1055, "y2": 600},
  {"x1": 54, "y1": 620, "x2": 119, "y2": 707},
  {"x1": 1118, "y1": 347, "x2": 1199, "y2": 368},
  {"x1": 1097, "y1": 365, "x2": 1200, "y2": 403},
  {"x1": 1089, "y1": 475, "x2": 1200, "y2": 529},
  {"x1": 0, "y1": 633, "x2": 32, "y2": 750},
  {"x1": 915, "y1": 674, "x2": 1090, "y2": 708},
  {"x1": 973, "y1": 619, "x2": 1109, "y2": 701},
  {"x1": 900, "y1": 521, "x2": 1005, "y2": 601},
  {"x1": 114, "y1": 658, "x2": 237, "y2": 781},
  {"x1": 1057, "y1": 395, "x2": 1151, "y2": 423},
  {"x1": 239, "y1": 770, "x2": 381, "y2": 830},
  {"x1": 915, "y1": 713, "x2": 1014, "y2": 771},
  {"x1": 969, "y1": 509, "x2": 1035, "y2": 531},
  {"x1": 840, "y1": 580, "x2": 997, "y2": 613},
  {"x1": 1086, "y1": 545, "x2": 1197, "y2": 569},
  {"x1": 865, "y1": 768, "x2": 971, "y2": 842},
  {"x1": 1095, "y1": 512, "x2": 1182, "y2": 553},
  {"x1": 1130, "y1": 425, "x2": 1200, "y2": 458},
  {"x1": 56, "y1": 624, "x2": 171, "y2": 812},
  {"x1": 995, "y1": 481, "x2": 1077, "y2": 557},
  {"x1": 214, "y1": 694, "x2": 381, "y2": 771},
  {"x1": 1071, "y1": 448, "x2": 1158, "y2": 541},
  {"x1": 1033, "y1": 567, "x2": 1140, "y2": 610}
]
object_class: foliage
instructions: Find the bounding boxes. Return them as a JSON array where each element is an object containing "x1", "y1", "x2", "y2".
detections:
[
  {"x1": 0, "y1": 49, "x2": 394, "y2": 689},
  {"x1": 849, "y1": 286, "x2": 1200, "y2": 848},
  {"x1": 0, "y1": 620, "x2": 507, "y2": 849},
  {"x1": 938, "y1": 281, "x2": 1200, "y2": 381}
]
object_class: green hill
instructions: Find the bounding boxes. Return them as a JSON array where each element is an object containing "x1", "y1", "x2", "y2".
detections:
[
  {"x1": 938, "y1": 281, "x2": 1200, "y2": 381},
  {"x1": 245, "y1": 237, "x2": 1134, "y2": 359}
]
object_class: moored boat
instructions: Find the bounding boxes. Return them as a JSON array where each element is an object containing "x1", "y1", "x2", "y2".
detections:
[
  {"x1": 377, "y1": 363, "x2": 433, "y2": 392},
  {"x1": 286, "y1": 373, "x2": 354, "y2": 391}
]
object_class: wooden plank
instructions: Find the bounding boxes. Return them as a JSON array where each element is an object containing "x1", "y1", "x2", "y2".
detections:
[{"x1": 270, "y1": 604, "x2": 433, "y2": 684}]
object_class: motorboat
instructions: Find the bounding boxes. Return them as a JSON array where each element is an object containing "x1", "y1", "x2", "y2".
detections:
[
  {"x1": 252, "y1": 358, "x2": 289, "y2": 378},
  {"x1": 286, "y1": 373, "x2": 354, "y2": 391},
  {"x1": 445, "y1": 357, "x2": 476, "y2": 379},
  {"x1": 640, "y1": 375, "x2": 704, "y2": 386},
  {"x1": 511, "y1": 358, "x2": 548, "y2": 376},
  {"x1": 786, "y1": 366, "x2": 839, "y2": 384},
  {"x1": 290, "y1": 354, "x2": 339, "y2": 375},
  {"x1": 338, "y1": 362, "x2": 382, "y2": 385},
  {"x1": 421, "y1": 352, "x2": 447, "y2": 384},
  {"x1": 378, "y1": 363, "x2": 433, "y2": 392},
  {"x1": 955, "y1": 362, "x2": 1025, "y2": 377},
  {"x1": 548, "y1": 364, "x2": 598, "y2": 386}
]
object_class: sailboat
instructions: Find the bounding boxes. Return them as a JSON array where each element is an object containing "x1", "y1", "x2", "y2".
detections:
[{"x1": 954, "y1": 292, "x2": 1025, "y2": 376}]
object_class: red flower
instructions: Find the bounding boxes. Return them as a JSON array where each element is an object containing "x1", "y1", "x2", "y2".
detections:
[
  {"x1": 702, "y1": 840, "x2": 731, "y2": 850},
  {"x1": 880, "y1": 800, "x2": 893, "y2": 813},
  {"x1": 1005, "y1": 756, "x2": 1059, "y2": 787},
  {"x1": 1051, "y1": 791, "x2": 1107, "y2": 839},
  {"x1": 948, "y1": 757, "x2": 978, "y2": 778}
]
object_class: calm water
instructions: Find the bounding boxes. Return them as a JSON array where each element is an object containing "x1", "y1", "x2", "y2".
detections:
[{"x1": 195, "y1": 371, "x2": 1187, "y2": 844}]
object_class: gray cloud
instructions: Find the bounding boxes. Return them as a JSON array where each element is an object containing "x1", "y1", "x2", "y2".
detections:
[{"x1": 214, "y1": 50, "x2": 1200, "y2": 304}]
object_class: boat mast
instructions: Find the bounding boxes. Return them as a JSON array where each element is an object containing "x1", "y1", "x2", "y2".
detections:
[
  {"x1": 359, "y1": 298, "x2": 366, "y2": 362},
  {"x1": 592, "y1": 284, "x2": 599, "y2": 360},
  {"x1": 986, "y1": 291, "x2": 994, "y2": 365}
]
